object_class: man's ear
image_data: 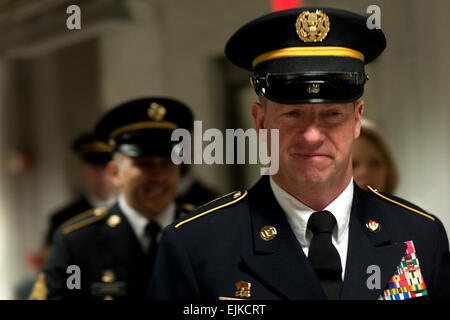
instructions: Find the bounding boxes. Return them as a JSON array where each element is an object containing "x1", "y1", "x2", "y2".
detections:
[
  {"x1": 251, "y1": 101, "x2": 266, "y2": 132},
  {"x1": 354, "y1": 100, "x2": 364, "y2": 139}
]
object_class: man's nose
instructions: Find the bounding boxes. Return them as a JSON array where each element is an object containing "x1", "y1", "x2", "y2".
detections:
[{"x1": 300, "y1": 123, "x2": 323, "y2": 145}]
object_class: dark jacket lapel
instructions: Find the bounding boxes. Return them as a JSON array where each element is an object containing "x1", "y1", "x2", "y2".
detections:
[
  {"x1": 341, "y1": 185, "x2": 406, "y2": 300},
  {"x1": 241, "y1": 177, "x2": 326, "y2": 300},
  {"x1": 101, "y1": 203, "x2": 148, "y2": 297}
]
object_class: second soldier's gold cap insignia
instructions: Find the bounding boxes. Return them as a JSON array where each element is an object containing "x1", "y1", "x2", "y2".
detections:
[
  {"x1": 235, "y1": 281, "x2": 251, "y2": 298},
  {"x1": 147, "y1": 102, "x2": 166, "y2": 121},
  {"x1": 107, "y1": 214, "x2": 121, "y2": 228},
  {"x1": 366, "y1": 219, "x2": 380, "y2": 232},
  {"x1": 295, "y1": 9, "x2": 330, "y2": 43},
  {"x1": 260, "y1": 225, "x2": 277, "y2": 241}
]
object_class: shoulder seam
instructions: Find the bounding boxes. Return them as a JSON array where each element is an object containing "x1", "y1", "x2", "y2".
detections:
[
  {"x1": 367, "y1": 186, "x2": 435, "y2": 221},
  {"x1": 62, "y1": 208, "x2": 108, "y2": 234},
  {"x1": 175, "y1": 190, "x2": 248, "y2": 228}
]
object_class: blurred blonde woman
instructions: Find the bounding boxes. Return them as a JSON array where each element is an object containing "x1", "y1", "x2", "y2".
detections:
[{"x1": 352, "y1": 119, "x2": 399, "y2": 194}]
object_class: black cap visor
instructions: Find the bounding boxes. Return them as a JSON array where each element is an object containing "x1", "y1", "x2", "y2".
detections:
[
  {"x1": 113, "y1": 130, "x2": 182, "y2": 158},
  {"x1": 252, "y1": 72, "x2": 367, "y2": 104}
]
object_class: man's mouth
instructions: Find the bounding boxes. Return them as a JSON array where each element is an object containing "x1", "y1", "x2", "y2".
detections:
[{"x1": 146, "y1": 187, "x2": 167, "y2": 198}]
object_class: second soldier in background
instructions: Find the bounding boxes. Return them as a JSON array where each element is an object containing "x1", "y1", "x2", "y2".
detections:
[{"x1": 30, "y1": 97, "x2": 194, "y2": 299}]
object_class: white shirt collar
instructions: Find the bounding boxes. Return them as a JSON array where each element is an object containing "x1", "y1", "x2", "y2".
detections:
[
  {"x1": 270, "y1": 177, "x2": 353, "y2": 247},
  {"x1": 118, "y1": 194, "x2": 176, "y2": 244}
]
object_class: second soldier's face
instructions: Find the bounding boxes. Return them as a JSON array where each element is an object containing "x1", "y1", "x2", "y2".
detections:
[
  {"x1": 110, "y1": 155, "x2": 180, "y2": 218},
  {"x1": 252, "y1": 98, "x2": 363, "y2": 192}
]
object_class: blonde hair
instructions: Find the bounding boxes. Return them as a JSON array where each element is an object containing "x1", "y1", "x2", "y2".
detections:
[{"x1": 358, "y1": 119, "x2": 399, "y2": 194}]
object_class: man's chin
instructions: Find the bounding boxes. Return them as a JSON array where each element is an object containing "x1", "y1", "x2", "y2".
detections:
[
  {"x1": 142, "y1": 202, "x2": 171, "y2": 216},
  {"x1": 283, "y1": 168, "x2": 333, "y2": 187}
]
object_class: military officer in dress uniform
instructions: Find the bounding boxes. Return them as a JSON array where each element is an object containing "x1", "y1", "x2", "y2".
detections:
[
  {"x1": 150, "y1": 8, "x2": 450, "y2": 300},
  {"x1": 43, "y1": 133, "x2": 117, "y2": 251},
  {"x1": 29, "y1": 97, "x2": 194, "y2": 299}
]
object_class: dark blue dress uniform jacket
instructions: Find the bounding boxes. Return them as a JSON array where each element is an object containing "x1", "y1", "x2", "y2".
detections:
[
  {"x1": 149, "y1": 176, "x2": 450, "y2": 300},
  {"x1": 33, "y1": 203, "x2": 184, "y2": 299}
]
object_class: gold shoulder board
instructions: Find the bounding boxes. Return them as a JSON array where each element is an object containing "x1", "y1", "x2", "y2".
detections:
[
  {"x1": 175, "y1": 190, "x2": 248, "y2": 228},
  {"x1": 367, "y1": 186, "x2": 435, "y2": 221},
  {"x1": 62, "y1": 207, "x2": 108, "y2": 234}
]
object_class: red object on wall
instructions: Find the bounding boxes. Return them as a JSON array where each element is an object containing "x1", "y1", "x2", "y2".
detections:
[{"x1": 271, "y1": 0, "x2": 301, "y2": 11}]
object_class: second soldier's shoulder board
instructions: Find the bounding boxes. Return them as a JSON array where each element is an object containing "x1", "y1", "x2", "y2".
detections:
[
  {"x1": 62, "y1": 207, "x2": 108, "y2": 235},
  {"x1": 175, "y1": 190, "x2": 248, "y2": 228}
]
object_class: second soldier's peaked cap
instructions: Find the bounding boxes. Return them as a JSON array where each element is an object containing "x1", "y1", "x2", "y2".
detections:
[
  {"x1": 72, "y1": 133, "x2": 112, "y2": 164},
  {"x1": 94, "y1": 97, "x2": 193, "y2": 158},
  {"x1": 225, "y1": 7, "x2": 386, "y2": 104}
]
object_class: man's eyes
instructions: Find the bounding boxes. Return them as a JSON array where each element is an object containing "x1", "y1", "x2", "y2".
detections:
[
  {"x1": 279, "y1": 109, "x2": 347, "y2": 121},
  {"x1": 324, "y1": 110, "x2": 343, "y2": 117},
  {"x1": 282, "y1": 110, "x2": 301, "y2": 117}
]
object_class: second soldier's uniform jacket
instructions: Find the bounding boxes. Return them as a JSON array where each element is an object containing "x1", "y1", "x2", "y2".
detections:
[
  {"x1": 150, "y1": 176, "x2": 450, "y2": 300},
  {"x1": 31, "y1": 202, "x2": 187, "y2": 300},
  {"x1": 44, "y1": 195, "x2": 92, "y2": 247}
]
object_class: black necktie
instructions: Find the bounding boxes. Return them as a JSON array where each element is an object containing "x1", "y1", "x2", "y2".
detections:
[
  {"x1": 307, "y1": 210, "x2": 342, "y2": 300},
  {"x1": 144, "y1": 221, "x2": 161, "y2": 274}
]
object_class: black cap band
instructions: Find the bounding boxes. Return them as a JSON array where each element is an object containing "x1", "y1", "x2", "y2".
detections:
[{"x1": 252, "y1": 72, "x2": 367, "y2": 104}]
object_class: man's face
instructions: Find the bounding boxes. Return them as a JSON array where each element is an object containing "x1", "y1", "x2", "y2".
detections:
[
  {"x1": 352, "y1": 136, "x2": 388, "y2": 192},
  {"x1": 252, "y1": 98, "x2": 364, "y2": 192},
  {"x1": 109, "y1": 154, "x2": 180, "y2": 218},
  {"x1": 80, "y1": 162, "x2": 115, "y2": 201}
]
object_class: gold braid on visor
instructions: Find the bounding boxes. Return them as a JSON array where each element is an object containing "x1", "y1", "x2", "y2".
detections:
[{"x1": 110, "y1": 121, "x2": 179, "y2": 139}]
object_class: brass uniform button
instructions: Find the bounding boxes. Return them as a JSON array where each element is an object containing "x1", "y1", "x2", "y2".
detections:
[
  {"x1": 102, "y1": 269, "x2": 116, "y2": 283},
  {"x1": 94, "y1": 207, "x2": 107, "y2": 216},
  {"x1": 233, "y1": 191, "x2": 242, "y2": 199}
]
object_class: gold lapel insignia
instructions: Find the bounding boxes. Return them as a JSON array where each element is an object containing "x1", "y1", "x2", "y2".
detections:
[
  {"x1": 107, "y1": 214, "x2": 121, "y2": 228},
  {"x1": 295, "y1": 9, "x2": 330, "y2": 43},
  {"x1": 260, "y1": 225, "x2": 277, "y2": 241},
  {"x1": 235, "y1": 281, "x2": 251, "y2": 298},
  {"x1": 148, "y1": 102, "x2": 166, "y2": 121}
]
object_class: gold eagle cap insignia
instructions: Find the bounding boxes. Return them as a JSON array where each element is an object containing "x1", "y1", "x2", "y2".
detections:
[
  {"x1": 295, "y1": 9, "x2": 330, "y2": 43},
  {"x1": 147, "y1": 102, "x2": 167, "y2": 121}
]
